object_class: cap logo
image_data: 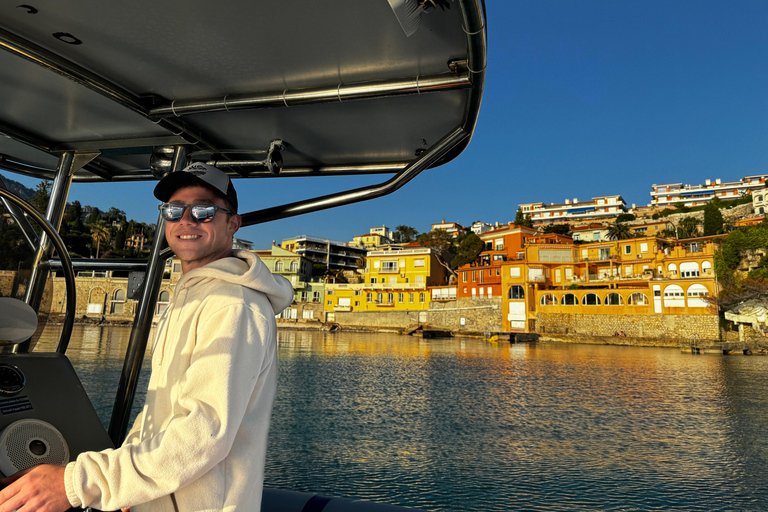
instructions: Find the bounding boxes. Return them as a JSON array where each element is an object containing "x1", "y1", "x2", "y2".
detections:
[{"x1": 186, "y1": 164, "x2": 208, "y2": 176}]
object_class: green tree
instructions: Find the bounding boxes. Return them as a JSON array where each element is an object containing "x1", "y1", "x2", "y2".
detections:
[
  {"x1": 677, "y1": 216, "x2": 700, "y2": 239},
  {"x1": 64, "y1": 201, "x2": 85, "y2": 234},
  {"x1": 86, "y1": 207, "x2": 102, "y2": 225},
  {"x1": 88, "y1": 220, "x2": 111, "y2": 258},
  {"x1": 615, "y1": 213, "x2": 635, "y2": 223},
  {"x1": 450, "y1": 233, "x2": 484, "y2": 268},
  {"x1": 417, "y1": 229, "x2": 456, "y2": 276},
  {"x1": 607, "y1": 222, "x2": 632, "y2": 240},
  {"x1": 30, "y1": 180, "x2": 52, "y2": 214},
  {"x1": 703, "y1": 201, "x2": 724, "y2": 236},
  {"x1": 514, "y1": 208, "x2": 532, "y2": 228},
  {"x1": 541, "y1": 223, "x2": 571, "y2": 235},
  {"x1": 393, "y1": 225, "x2": 419, "y2": 243}
]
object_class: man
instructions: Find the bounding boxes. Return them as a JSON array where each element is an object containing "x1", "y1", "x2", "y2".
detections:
[{"x1": 0, "y1": 163, "x2": 293, "y2": 512}]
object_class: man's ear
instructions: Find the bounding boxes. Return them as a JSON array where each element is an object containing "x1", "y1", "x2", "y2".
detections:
[{"x1": 229, "y1": 213, "x2": 242, "y2": 234}]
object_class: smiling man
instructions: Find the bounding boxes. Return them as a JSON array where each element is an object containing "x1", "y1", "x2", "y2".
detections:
[{"x1": 0, "y1": 163, "x2": 293, "y2": 512}]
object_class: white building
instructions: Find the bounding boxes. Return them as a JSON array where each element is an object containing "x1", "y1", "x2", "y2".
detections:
[
  {"x1": 753, "y1": 188, "x2": 768, "y2": 215},
  {"x1": 651, "y1": 174, "x2": 768, "y2": 208},
  {"x1": 518, "y1": 195, "x2": 627, "y2": 226}
]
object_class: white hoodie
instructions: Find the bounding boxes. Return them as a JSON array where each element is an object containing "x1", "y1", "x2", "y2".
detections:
[{"x1": 64, "y1": 250, "x2": 293, "y2": 511}]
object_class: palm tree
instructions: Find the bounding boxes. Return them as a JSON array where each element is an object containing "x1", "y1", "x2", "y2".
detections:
[
  {"x1": 607, "y1": 222, "x2": 632, "y2": 240},
  {"x1": 89, "y1": 220, "x2": 111, "y2": 258}
]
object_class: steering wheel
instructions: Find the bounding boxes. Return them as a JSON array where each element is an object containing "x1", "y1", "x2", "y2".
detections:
[{"x1": 0, "y1": 188, "x2": 76, "y2": 353}]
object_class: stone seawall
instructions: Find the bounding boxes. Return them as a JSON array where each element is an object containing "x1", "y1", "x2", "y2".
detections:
[
  {"x1": 536, "y1": 312, "x2": 719, "y2": 347},
  {"x1": 428, "y1": 298, "x2": 502, "y2": 334}
]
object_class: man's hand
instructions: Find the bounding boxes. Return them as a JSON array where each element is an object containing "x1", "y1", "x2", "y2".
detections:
[{"x1": 0, "y1": 464, "x2": 70, "y2": 512}]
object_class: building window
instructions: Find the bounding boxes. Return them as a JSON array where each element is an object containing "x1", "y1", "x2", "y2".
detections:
[
  {"x1": 327, "y1": 300, "x2": 332, "y2": 305},
  {"x1": 382, "y1": 261, "x2": 398, "y2": 272},
  {"x1": 367, "y1": 293, "x2": 372, "y2": 303},
  {"x1": 472, "y1": 271, "x2": 476, "y2": 282},
  {"x1": 156, "y1": 290, "x2": 170, "y2": 316},
  {"x1": 414, "y1": 259, "x2": 425, "y2": 267},
  {"x1": 371, "y1": 278, "x2": 377, "y2": 284},
  {"x1": 326, "y1": 290, "x2": 334, "y2": 295},
  {"x1": 582, "y1": 293, "x2": 601, "y2": 305},
  {"x1": 419, "y1": 293, "x2": 425, "y2": 303},
  {"x1": 355, "y1": 301, "x2": 360, "y2": 306},
  {"x1": 496, "y1": 268, "x2": 500, "y2": 276},
  {"x1": 300, "y1": 291, "x2": 308, "y2": 302},
  {"x1": 377, "y1": 293, "x2": 383, "y2": 303},
  {"x1": 354, "y1": 290, "x2": 362, "y2": 295},
  {"x1": 110, "y1": 289, "x2": 126, "y2": 314},
  {"x1": 275, "y1": 261, "x2": 283, "y2": 272},
  {"x1": 388, "y1": 293, "x2": 394, "y2": 304},
  {"x1": 463, "y1": 271, "x2": 467, "y2": 282},
  {"x1": 540, "y1": 294, "x2": 557, "y2": 305},
  {"x1": 508, "y1": 285, "x2": 524, "y2": 300},
  {"x1": 290, "y1": 261, "x2": 298, "y2": 272},
  {"x1": 313, "y1": 291, "x2": 320, "y2": 302},
  {"x1": 398, "y1": 293, "x2": 404, "y2": 303},
  {"x1": 605, "y1": 293, "x2": 623, "y2": 305},
  {"x1": 480, "y1": 272, "x2": 484, "y2": 284},
  {"x1": 628, "y1": 293, "x2": 649, "y2": 305},
  {"x1": 562, "y1": 293, "x2": 577, "y2": 305}
]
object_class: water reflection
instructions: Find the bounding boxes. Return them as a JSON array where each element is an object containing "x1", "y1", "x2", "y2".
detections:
[{"x1": 34, "y1": 326, "x2": 768, "y2": 511}]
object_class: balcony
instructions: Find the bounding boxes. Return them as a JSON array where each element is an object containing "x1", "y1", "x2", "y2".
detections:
[{"x1": 374, "y1": 300, "x2": 394, "y2": 307}]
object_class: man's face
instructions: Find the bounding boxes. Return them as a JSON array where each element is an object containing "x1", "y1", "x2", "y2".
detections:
[{"x1": 165, "y1": 185, "x2": 241, "y2": 273}]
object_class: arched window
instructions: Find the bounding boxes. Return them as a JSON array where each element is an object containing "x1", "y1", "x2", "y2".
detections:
[
  {"x1": 667, "y1": 263, "x2": 677, "y2": 276},
  {"x1": 582, "y1": 293, "x2": 601, "y2": 305},
  {"x1": 419, "y1": 293, "x2": 425, "y2": 303},
  {"x1": 508, "y1": 285, "x2": 525, "y2": 300},
  {"x1": 702, "y1": 260, "x2": 713, "y2": 275},
  {"x1": 88, "y1": 287, "x2": 106, "y2": 315},
  {"x1": 757, "y1": 196, "x2": 763, "y2": 202},
  {"x1": 605, "y1": 293, "x2": 623, "y2": 305},
  {"x1": 761, "y1": 207, "x2": 766, "y2": 214},
  {"x1": 663, "y1": 284, "x2": 685, "y2": 307},
  {"x1": 628, "y1": 292, "x2": 649, "y2": 305},
  {"x1": 156, "y1": 290, "x2": 170, "y2": 315},
  {"x1": 562, "y1": 293, "x2": 577, "y2": 305},
  {"x1": 540, "y1": 293, "x2": 557, "y2": 305},
  {"x1": 290, "y1": 261, "x2": 298, "y2": 272},
  {"x1": 687, "y1": 284, "x2": 709, "y2": 307},
  {"x1": 110, "y1": 289, "x2": 126, "y2": 314},
  {"x1": 275, "y1": 261, "x2": 284, "y2": 272},
  {"x1": 377, "y1": 293, "x2": 383, "y2": 304},
  {"x1": 387, "y1": 292, "x2": 394, "y2": 304}
]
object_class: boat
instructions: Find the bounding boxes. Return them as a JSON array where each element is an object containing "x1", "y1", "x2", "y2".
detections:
[{"x1": 0, "y1": 1, "x2": 486, "y2": 510}]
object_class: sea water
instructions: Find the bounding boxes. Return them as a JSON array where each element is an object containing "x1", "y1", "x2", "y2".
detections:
[{"x1": 36, "y1": 325, "x2": 768, "y2": 511}]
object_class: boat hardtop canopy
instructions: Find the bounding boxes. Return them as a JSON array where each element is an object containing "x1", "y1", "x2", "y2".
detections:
[{"x1": 0, "y1": 0, "x2": 485, "y2": 194}]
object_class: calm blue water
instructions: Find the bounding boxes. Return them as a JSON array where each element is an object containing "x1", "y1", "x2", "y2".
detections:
[{"x1": 37, "y1": 326, "x2": 768, "y2": 511}]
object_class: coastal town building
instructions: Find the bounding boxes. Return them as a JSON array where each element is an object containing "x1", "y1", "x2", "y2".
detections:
[
  {"x1": 281, "y1": 235, "x2": 366, "y2": 274},
  {"x1": 500, "y1": 236, "x2": 717, "y2": 334},
  {"x1": 518, "y1": 195, "x2": 628, "y2": 226},
  {"x1": 349, "y1": 232, "x2": 393, "y2": 249},
  {"x1": 752, "y1": 188, "x2": 768, "y2": 215},
  {"x1": 571, "y1": 224, "x2": 611, "y2": 242},
  {"x1": 456, "y1": 223, "x2": 537, "y2": 300},
  {"x1": 470, "y1": 221, "x2": 494, "y2": 235},
  {"x1": 651, "y1": 174, "x2": 768, "y2": 208},
  {"x1": 323, "y1": 245, "x2": 445, "y2": 320},
  {"x1": 431, "y1": 220, "x2": 467, "y2": 238}
]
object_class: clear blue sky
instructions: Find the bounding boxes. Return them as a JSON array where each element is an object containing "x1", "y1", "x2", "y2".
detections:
[{"x1": 5, "y1": 1, "x2": 768, "y2": 247}]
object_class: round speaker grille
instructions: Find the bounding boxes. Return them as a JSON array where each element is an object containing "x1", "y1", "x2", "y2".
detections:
[{"x1": 0, "y1": 419, "x2": 69, "y2": 475}]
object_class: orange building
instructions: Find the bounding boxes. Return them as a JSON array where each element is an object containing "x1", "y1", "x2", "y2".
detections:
[{"x1": 456, "y1": 223, "x2": 537, "y2": 300}]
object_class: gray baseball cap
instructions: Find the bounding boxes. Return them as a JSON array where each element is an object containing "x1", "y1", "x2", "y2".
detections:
[{"x1": 154, "y1": 163, "x2": 238, "y2": 213}]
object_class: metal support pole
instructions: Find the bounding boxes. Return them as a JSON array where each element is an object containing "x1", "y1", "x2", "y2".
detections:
[
  {"x1": 17, "y1": 151, "x2": 98, "y2": 353},
  {"x1": 108, "y1": 146, "x2": 187, "y2": 446}
]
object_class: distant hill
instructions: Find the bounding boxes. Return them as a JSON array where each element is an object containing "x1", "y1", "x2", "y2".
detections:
[{"x1": 0, "y1": 173, "x2": 35, "y2": 201}]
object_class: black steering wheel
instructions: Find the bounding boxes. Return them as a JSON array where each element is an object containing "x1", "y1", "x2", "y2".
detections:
[{"x1": 0, "y1": 188, "x2": 76, "y2": 353}]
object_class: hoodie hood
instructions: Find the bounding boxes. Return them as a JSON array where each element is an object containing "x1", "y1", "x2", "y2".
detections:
[{"x1": 175, "y1": 249, "x2": 293, "y2": 314}]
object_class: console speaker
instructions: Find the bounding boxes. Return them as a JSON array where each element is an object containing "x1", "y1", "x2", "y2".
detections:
[{"x1": 0, "y1": 419, "x2": 69, "y2": 475}]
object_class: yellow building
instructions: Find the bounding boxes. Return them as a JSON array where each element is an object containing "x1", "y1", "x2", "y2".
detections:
[
  {"x1": 501, "y1": 236, "x2": 718, "y2": 333},
  {"x1": 324, "y1": 245, "x2": 446, "y2": 316},
  {"x1": 349, "y1": 232, "x2": 393, "y2": 249}
]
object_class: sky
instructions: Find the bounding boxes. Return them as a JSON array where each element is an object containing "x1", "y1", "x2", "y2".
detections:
[{"x1": 4, "y1": 1, "x2": 768, "y2": 248}]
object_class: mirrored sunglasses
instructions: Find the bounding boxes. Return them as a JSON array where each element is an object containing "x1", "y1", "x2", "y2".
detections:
[{"x1": 158, "y1": 202, "x2": 234, "y2": 223}]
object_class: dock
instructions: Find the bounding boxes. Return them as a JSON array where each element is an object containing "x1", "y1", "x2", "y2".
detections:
[{"x1": 681, "y1": 340, "x2": 768, "y2": 355}]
